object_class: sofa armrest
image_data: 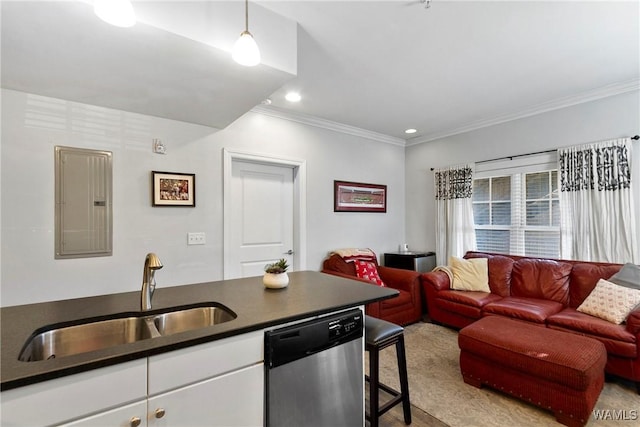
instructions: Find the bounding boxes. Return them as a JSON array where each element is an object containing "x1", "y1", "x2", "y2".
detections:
[
  {"x1": 321, "y1": 269, "x2": 386, "y2": 320},
  {"x1": 377, "y1": 266, "x2": 420, "y2": 294},
  {"x1": 626, "y1": 309, "x2": 640, "y2": 335},
  {"x1": 321, "y1": 269, "x2": 378, "y2": 285},
  {"x1": 420, "y1": 270, "x2": 452, "y2": 292},
  {"x1": 322, "y1": 265, "x2": 420, "y2": 303}
]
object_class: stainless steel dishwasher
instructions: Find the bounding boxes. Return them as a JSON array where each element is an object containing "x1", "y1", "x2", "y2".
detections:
[{"x1": 265, "y1": 308, "x2": 364, "y2": 427}]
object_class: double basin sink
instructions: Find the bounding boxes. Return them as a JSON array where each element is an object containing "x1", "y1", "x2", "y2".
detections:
[{"x1": 18, "y1": 303, "x2": 237, "y2": 362}]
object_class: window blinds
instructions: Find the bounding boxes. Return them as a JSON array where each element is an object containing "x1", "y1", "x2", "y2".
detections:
[{"x1": 473, "y1": 151, "x2": 560, "y2": 258}]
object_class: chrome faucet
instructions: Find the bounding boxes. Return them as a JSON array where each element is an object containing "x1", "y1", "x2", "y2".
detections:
[{"x1": 141, "y1": 253, "x2": 163, "y2": 310}]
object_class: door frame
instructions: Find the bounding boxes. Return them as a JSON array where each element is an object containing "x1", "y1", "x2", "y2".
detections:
[{"x1": 223, "y1": 148, "x2": 307, "y2": 279}]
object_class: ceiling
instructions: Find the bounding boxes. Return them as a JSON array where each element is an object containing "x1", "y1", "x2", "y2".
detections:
[
  {"x1": 2, "y1": 1, "x2": 639, "y2": 145},
  {"x1": 261, "y1": 0, "x2": 639, "y2": 143},
  {"x1": 1, "y1": 1, "x2": 297, "y2": 130}
]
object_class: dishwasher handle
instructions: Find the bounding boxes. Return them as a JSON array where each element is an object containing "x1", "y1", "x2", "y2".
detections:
[{"x1": 304, "y1": 339, "x2": 341, "y2": 356}]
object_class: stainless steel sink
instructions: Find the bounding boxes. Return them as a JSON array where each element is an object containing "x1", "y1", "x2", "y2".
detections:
[
  {"x1": 18, "y1": 304, "x2": 236, "y2": 362},
  {"x1": 18, "y1": 316, "x2": 159, "y2": 362},
  {"x1": 153, "y1": 306, "x2": 237, "y2": 336}
]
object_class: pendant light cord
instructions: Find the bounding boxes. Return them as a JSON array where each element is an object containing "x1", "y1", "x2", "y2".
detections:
[{"x1": 245, "y1": 0, "x2": 249, "y2": 32}]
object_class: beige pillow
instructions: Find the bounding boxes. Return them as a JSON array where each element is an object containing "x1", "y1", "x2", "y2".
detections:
[
  {"x1": 449, "y1": 256, "x2": 490, "y2": 292},
  {"x1": 577, "y1": 278, "x2": 640, "y2": 324}
]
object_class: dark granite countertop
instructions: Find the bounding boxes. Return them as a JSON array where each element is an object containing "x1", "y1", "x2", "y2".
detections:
[{"x1": 1, "y1": 271, "x2": 397, "y2": 391}]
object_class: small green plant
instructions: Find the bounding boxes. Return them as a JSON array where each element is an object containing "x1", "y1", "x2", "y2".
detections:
[{"x1": 264, "y1": 258, "x2": 289, "y2": 274}]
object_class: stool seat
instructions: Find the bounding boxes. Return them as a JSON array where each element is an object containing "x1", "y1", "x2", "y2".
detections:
[
  {"x1": 365, "y1": 315, "x2": 411, "y2": 427},
  {"x1": 366, "y1": 316, "x2": 404, "y2": 345}
]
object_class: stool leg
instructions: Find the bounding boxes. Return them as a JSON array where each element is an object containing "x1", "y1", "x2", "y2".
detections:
[
  {"x1": 396, "y1": 335, "x2": 412, "y2": 425},
  {"x1": 369, "y1": 347, "x2": 380, "y2": 427}
]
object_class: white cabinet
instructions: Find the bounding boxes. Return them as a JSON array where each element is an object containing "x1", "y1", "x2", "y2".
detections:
[
  {"x1": 0, "y1": 359, "x2": 147, "y2": 427},
  {"x1": 60, "y1": 400, "x2": 147, "y2": 427},
  {"x1": 148, "y1": 331, "x2": 263, "y2": 395},
  {"x1": 1, "y1": 331, "x2": 264, "y2": 427},
  {"x1": 148, "y1": 364, "x2": 263, "y2": 427},
  {"x1": 147, "y1": 331, "x2": 264, "y2": 427}
]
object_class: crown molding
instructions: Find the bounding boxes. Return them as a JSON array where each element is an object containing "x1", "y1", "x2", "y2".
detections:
[
  {"x1": 251, "y1": 79, "x2": 639, "y2": 148},
  {"x1": 251, "y1": 105, "x2": 407, "y2": 146},
  {"x1": 406, "y1": 78, "x2": 640, "y2": 146}
]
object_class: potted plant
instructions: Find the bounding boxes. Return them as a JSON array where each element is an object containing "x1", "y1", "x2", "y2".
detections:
[{"x1": 263, "y1": 258, "x2": 290, "y2": 289}]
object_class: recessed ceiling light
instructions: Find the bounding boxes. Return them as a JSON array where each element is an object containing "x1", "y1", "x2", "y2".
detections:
[
  {"x1": 261, "y1": 98, "x2": 272, "y2": 105},
  {"x1": 285, "y1": 92, "x2": 302, "y2": 102},
  {"x1": 405, "y1": 128, "x2": 417, "y2": 134}
]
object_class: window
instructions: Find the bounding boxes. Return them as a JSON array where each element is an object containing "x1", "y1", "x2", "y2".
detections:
[{"x1": 473, "y1": 170, "x2": 560, "y2": 258}]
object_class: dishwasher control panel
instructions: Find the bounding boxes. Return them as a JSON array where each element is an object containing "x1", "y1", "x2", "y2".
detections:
[{"x1": 328, "y1": 313, "x2": 362, "y2": 341}]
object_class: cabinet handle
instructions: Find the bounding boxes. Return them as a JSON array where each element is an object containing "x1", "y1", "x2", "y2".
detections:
[
  {"x1": 130, "y1": 416, "x2": 142, "y2": 427},
  {"x1": 155, "y1": 408, "x2": 166, "y2": 419}
]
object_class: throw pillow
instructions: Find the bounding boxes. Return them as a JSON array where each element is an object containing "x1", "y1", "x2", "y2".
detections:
[
  {"x1": 354, "y1": 260, "x2": 386, "y2": 287},
  {"x1": 608, "y1": 263, "x2": 640, "y2": 290},
  {"x1": 577, "y1": 278, "x2": 640, "y2": 324},
  {"x1": 449, "y1": 256, "x2": 490, "y2": 292}
]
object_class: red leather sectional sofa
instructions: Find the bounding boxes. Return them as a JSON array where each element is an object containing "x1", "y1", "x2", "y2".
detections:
[{"x1": 421, "y1": 251, "x2": 640, "y2": 392}]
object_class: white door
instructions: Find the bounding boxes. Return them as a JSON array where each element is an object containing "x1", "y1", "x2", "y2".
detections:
[{"x1": 227, "y1": 161, "x2": 294, "y2": 278}]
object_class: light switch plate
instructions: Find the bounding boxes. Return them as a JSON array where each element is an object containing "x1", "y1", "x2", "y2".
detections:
[{"x1": 187, "y1": 232, "x2": 206, "y2": 245}]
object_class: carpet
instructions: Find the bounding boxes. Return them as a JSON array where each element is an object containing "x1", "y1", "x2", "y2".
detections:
[{"x1": 375, "y1": 322, "x2": 639, "y2": 427}]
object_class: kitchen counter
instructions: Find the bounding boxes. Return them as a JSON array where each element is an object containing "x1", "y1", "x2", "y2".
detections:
[{"x1": 1, "y1": 271, "x2": 397, "y2": 391}]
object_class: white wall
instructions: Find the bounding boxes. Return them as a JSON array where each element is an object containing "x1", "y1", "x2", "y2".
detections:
[
  {"x1": 405, "y1": 91, "x2": 640, "y2": 264},
  {"x1": 0, "y1": 89, "x2": 406, "y2": 306}
]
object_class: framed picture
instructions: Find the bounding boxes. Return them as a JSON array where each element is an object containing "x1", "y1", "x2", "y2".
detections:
[
  {"x1": 334, "y1": 180, "x2": 387, "y2": 213},
  {"x1": 152, "y1": 171, "x2": 195, "y2": 207}
]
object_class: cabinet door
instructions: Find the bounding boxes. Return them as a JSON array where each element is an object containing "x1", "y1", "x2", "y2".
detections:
[
  {"x1": 148, "y1": 364, "x2": 263, "y2": 427},
  {"x1": 59, "y1": 400, "x2": 147, "y2": 427},
  {"x1": 1, "y1": 359, "x2": 147, "y2": 427}
]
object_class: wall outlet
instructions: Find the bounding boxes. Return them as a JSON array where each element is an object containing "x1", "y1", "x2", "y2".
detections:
[{"x1": 187, "y1": 232, "x2": 206, "y2": 245}]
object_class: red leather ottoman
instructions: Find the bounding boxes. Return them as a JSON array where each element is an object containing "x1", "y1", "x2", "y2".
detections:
[{"x1": 458, "y1": 317, "x2": 606, "y2": 427}]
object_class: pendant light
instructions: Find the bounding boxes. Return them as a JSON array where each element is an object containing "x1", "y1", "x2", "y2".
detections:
[
  {"x1": 94, "y1": 0, "x2": 136, "y2": 28},
  {"x1": 232, "y1": 0, "x2": 261, "y2": 66}
]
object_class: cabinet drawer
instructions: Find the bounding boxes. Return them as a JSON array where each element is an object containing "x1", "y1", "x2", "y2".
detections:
[
  {"x1": 1, "y1": 359, "x2": 147, "y2": 427},
  {"x1": 148, "y1": 331, "x2": 263, "y2": 395}
]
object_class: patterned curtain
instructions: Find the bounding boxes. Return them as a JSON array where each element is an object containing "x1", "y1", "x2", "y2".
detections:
[
  {"x1": 434, "y1": 164, "x2": 476, "y2": 265},
  {"x1": 558, "y1": 138, "x2": 638, "y2": 263}
]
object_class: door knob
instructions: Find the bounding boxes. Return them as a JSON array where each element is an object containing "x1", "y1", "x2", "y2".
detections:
[{"x1": 284, "y1": 249, "x2": 294, "y2": 255}]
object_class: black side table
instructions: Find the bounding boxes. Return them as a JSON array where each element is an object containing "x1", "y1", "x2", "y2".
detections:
[{"x1": 384, "y1": 251, "x2": 436, "y2": 273}]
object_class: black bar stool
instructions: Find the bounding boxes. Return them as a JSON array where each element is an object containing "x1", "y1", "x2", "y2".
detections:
[{"x1": 365, "y1": 315, "x2": 411, "y2": 427}]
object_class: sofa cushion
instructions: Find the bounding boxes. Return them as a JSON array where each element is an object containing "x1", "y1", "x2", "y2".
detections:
[
  {"x1": 437, "y1": 289, "x2": 502, "y2": 309},
  {"x1": 569, "y1": 263, "x2": 622, "y2": 308},
  {"x1": 483, "y1": 296, "x2": 564, "y2": 324},
  {"x1": 577, "y1": 278, "x2": 640, "y2": 324},
  {"x1": 354, "y1": 260, "x2": 385, "y2": 286},
  {"x1": 511, "y1": 258, "x2": 572, "y2": 305},
  {"x1": 464, "y1": 253, "x2": 514, "y2": 297},
  {"x1": 547, "y1": 308, "x2": 637, "y2": 358},
  {"x1": 449, "y1": 257, "x2": 490, "y2": 292},
  {"x1": 435, "y1": 296, "x2": 483, "y2": 320}
]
